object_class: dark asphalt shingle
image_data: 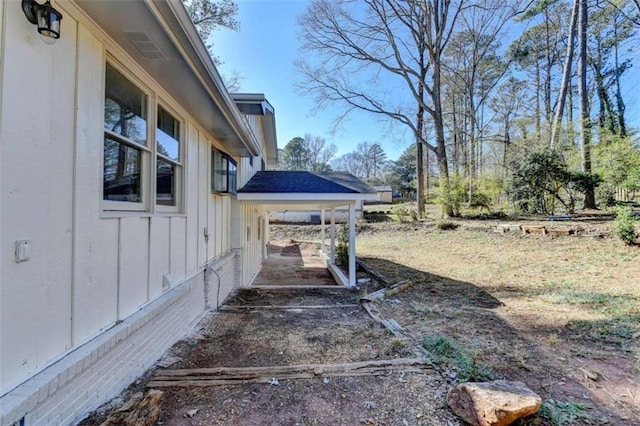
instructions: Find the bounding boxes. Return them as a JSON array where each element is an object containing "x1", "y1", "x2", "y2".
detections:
[{"x1": 238, "y1": 171, "x2": 376, "y2": 194}]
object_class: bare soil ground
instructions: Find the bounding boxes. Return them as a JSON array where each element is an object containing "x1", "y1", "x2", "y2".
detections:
[{"x1": 81, "y1": 216, "x2": 639, "y2": 426}]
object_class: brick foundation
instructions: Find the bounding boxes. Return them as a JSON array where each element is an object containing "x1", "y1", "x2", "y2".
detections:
[{"x1": 0, "y1": 274, "x2": 205, "y2": 426}]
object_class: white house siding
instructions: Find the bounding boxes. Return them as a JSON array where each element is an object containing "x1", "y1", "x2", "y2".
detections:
[
  {"x1": 243, "y1": 114, "x2": 266, "y2": 160},
  {"x1": 0, "y1": 2, "x2": 266, "y2": 424},
  {"x1": 268, "y1": 202, "x2": 365, "y2": 224},
  {"x1": 241, "y1": 205, "x2": 266, "y2": 287},
  {"x1": 1, "y1": 2, "x2": 77, "y2": 394}
]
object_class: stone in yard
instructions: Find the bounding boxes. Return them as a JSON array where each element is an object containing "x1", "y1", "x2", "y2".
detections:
[{"x1": 447, "y1": 380, "x2": 541, "y2": 426}]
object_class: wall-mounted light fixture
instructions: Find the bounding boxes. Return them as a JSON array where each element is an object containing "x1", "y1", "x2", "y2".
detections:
[{"x1": 22, "y1": 0, "x2": 63, "y2": 44}]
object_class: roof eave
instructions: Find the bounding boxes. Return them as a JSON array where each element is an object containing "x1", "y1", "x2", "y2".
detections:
[
  {"x1": 157, "y1": 1, "x2": 260, "y2": 156},
  {"x1": 232, "y1": 93, "x2": 278, "y2": 165},
  {"x1": 236, "y1": 193, "x2": 379, "y2": 202}
]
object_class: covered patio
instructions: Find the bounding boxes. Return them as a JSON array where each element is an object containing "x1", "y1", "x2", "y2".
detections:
[
  {"x1": 237, "y1": 171, "x2": 378, "y2": 287},
  {"x1": 250, "y1": 241, "x2": 339, "y2": 287}
]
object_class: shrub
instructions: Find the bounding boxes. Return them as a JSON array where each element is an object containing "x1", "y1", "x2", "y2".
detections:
[
  {"x1": 613, "y1": 205, "x2": 637, "y2": 245},
  {"x1": 391, "y1": 205, "x2": 410, "y2": 222},
  {"x1": 336, "y1": 223, "x2": 349, "y2": 266},
  {"x1": 469, "y1": 192, "x2": 492, "y2": 211},
  {"x1": 596, "y1": 183, "x2": 616, "y2": 208},
  {"x1": 508, "y1": 149, "x2": 599, "y2": 215}
]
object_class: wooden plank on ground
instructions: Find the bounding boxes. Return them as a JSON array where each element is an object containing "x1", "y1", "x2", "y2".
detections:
[
  {"x1": 360, "y1": 281, "x2": 414, "y2": 302},
  {"x1": 361, "y1": 301, "x2": 430, "y2": 358},
  {"x1": 519, "y1": 225, "x2": 547, "y2": 235},
  {"x1": 219, "y1": 304, "x2": 359, "y2": 312},
  {"x1": 147, "y1": 358, "x2": 431, "y2": 388},
  {"x1": 148, "y1": 368, "x2": 428, "y2": 388},
  {"x1": 356, "y1": 259, "x2": 391, "y2": 285}
]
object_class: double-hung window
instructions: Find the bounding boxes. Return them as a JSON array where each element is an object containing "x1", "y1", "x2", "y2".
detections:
[
  {"x1": 103, "y1": 61, "x2": 184, "y2": 212},
  {"x1": 156, "y1": 106, "x2": 182, "y2": 209},
  {"x1": 212, "y1": 149, "x2": 237, "y2": 194},
  {"x1": 103, "y1": 63, "x2": 148, "y2": 209}
]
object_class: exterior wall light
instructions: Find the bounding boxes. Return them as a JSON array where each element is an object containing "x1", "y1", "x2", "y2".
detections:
[{"x1": 22, "y1": 0, "x2": 63, "y2": 44}]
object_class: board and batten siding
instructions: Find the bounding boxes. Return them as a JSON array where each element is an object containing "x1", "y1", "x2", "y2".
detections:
[
  {"x1": 0, "y1": 3, "x2": 262, "y2": 397},
  {"x1": 0, "y1": 3, "x2": 77, "y2": 393},
  {"x1": 242, "y1": 205, "x2": 266, "y2": 287},
  {"x1": 242, "y1": 114, "x2": 266, "y2": 161}
]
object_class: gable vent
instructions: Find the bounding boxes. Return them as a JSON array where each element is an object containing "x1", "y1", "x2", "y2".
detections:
[{"x1": 124, "y1": 31, "x2": 168, "y2": 60}]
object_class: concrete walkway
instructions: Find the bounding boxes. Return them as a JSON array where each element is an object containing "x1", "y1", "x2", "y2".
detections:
[{"x1": 251, "y1": 241, "x2": 339, "y2": 287}]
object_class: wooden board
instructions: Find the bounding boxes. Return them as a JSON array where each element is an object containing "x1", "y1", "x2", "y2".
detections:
[
  {"x1": 219, "y1": 304, "x2": 360, "y2": 312},
  {"x1": 147, "y1": 358, "x2": 431, "y2": 388}
]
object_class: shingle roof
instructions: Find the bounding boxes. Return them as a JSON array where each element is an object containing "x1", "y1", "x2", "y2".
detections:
[{"x1": 238, "y1": 171, "x2": 376, "y2": 194}]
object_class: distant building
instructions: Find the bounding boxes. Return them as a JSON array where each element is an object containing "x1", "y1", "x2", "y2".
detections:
[{"x1": 372, "y1": 186, "x2": 394, "y2": 204}]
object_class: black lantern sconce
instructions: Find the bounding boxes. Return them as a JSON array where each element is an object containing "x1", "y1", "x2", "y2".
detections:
[{"x1": 22, "y1": 0, "x2": 63, "y2": 43}]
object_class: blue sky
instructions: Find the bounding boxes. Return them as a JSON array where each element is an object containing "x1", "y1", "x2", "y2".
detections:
[
  {"x1": 211, "y1": 0, "x2": 414, "y2": 161},
  {"x1": 212, "y1": 0, "x2": 640, "y2": 162}
]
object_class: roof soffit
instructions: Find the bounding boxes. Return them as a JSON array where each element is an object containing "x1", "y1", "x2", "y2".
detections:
[{"x1": 73, "y1": 0, "x2": 258, "y2": 157}]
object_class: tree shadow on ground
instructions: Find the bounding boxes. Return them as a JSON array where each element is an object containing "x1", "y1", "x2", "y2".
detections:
[
  {"x1": 359, "y1": 256, "x2": 504, "y2": 309},
  {"x1": 358, "y1": 256, "x2": 639, "y2": 425}
]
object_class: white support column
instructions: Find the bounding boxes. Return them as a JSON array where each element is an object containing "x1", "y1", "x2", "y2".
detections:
[
  {"x1": 330, "y1": 208, "x2": 336, "y2": 264},
  {"x1": 348, "y1": 202, "x2": 356, "y2": 288},
  {"x1": 320, "y1": 209, "x2": 326, "y2": 252}
]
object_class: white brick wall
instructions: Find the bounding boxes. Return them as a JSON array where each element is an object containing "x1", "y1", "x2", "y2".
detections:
[
  {"x1": 204, "y1": 250, "x2": 238, "y2": 310},
  {"x1": 0, "y1": 274, "x2": 206, "y2": 426}
]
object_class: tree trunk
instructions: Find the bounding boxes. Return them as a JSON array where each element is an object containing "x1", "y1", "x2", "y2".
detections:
[
  {"x1": 452, "y1": 97, "x2": 460, "y2": 175},
  {"x1": 544, "y1": 11, "x2": 553, "y2": 128},
  {"x1": 425, "y1": 147, "x2": 430, "y2": 201},
  {"x1": 416, "y1": 138, "x2": 425, "y2": 216},
  {"x1": 550, "y1": 0, "x2": 579, "y2": 147},
  {"x1": 502, "y1": 121, "x2": 510, "y2": 179},
  {"x1": 432, "y1": 63, "x2": 453, "y2": 217},
  {"x1": 567, "y1": 77, "x2": 575, "y2": 145},
  {"x1": 535, "y1": 60, "x2": 542, "y2": 143},
  {"x1": 578, "y1": 0, "x2": 596, "y2": 209},
  {"x1": 613, "y1": 19, "x2": 627, "y2": 137}
]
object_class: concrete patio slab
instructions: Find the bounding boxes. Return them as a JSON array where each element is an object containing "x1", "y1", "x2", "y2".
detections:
[{"x1": 251, "y1": 241, "x2": 339, "y2": 287}]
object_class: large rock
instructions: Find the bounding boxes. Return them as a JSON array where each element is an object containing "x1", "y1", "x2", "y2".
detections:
[{"x1": 447, "y1": 380, "x2": 542, "y2": 426}]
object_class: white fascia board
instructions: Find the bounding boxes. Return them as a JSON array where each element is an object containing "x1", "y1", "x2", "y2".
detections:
[{"x1": 236, "y1": 193, "x2": 378, "y2": 202}]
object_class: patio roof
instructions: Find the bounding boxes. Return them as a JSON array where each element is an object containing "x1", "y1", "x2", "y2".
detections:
[
  {"x1": 238, "y1": 171, "x2": 377, "y2": 288},
  {"x1": 237, "y1": 171, "x2": 378, "y2": 210}
]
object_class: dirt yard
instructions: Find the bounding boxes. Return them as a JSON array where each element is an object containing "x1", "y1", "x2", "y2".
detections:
[{"x1": 81, "y1": 217, "x2": 639, "y2": 426}]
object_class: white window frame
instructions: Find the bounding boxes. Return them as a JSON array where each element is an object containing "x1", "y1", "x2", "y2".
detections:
[
  {"x1": 211, "y1": 148, "x2": 237, "y2": 195},
  {"x1": 155, "y1": 102, "x2": 184, "y2": 213},
  {"x1": 102, "y1": 59, "x2": 185, "y2": 214},
  {"x1": 102, "y1": 60, "x2": 151, "y2": 212}
]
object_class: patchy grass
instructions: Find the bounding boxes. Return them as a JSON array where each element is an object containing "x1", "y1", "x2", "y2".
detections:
[
  {"x1": 566, "y1": 313, "x2": 640, "y2": 342},
  {"x1": 356, "y1": 222, "x2": 640, "y2": 338},
  {"x1": 356, "y1": 219, "x2": 640, "y2": 422},
  {"x1": 421, "y1": 335, "x2": 497, "y2": 382},
  {"x1": 538, "y1": 399, "x2": 594, "y2": 426}
]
